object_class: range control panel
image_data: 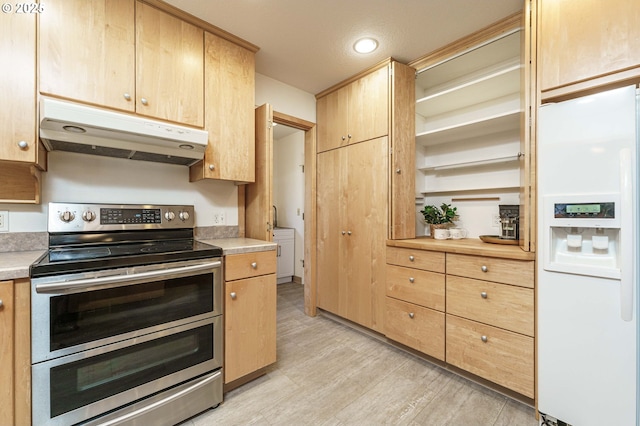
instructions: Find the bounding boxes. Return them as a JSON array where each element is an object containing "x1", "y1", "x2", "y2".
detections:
[{"x1": 48, "y1": 203, "x2": 195, "y2": 233}]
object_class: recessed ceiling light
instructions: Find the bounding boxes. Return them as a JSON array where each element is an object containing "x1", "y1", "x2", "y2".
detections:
[{"x1": 353, "y1": 37, "x2": 378, "y2": 54}]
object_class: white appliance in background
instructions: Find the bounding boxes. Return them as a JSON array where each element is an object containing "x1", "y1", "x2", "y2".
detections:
[{"x1": 537, "y1": 85, "x2": 639, "y2": 426}]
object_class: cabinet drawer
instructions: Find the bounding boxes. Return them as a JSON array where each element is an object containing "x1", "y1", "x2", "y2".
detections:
[
  {"x1": 387, "y1": 246, "x2": 445, "y2": 273},
  {"x1": 446, "y1": 276, "x2": 534, "y2": 336},
  {"x1": 446, "y1": 253, "x2": 534, "y2": 288},
  {"x1": 446, "y1": 315, "x2": 534, "y2": 398},
  {"x1": 386, "y1": 264, "x2": 444, "y2": 311},
  {"x1": 385, "y1": 297, "x2": 445, "y2": 361},
  {"x1": 225, "y1": 251, "x2": 277, "y2": 281}
]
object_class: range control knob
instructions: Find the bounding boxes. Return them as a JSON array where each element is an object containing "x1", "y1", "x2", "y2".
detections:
[
  {"x1": 164, "y1": 211, "x2": 176, "y2": 221},
  {"x1": 179, "y1": 211, "x2": 190, "y2": 221},
  {"x1": 82, "y1": 210, "x2": 96, "y2": 222},
  {"x1": 59, "y1": 210, "x2": 75, "y2": 223}
]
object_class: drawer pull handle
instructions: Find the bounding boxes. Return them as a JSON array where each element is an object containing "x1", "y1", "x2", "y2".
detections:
[
  {"x1": 251, "y1": 262, "x2": 257, "y2": 269},
  {"x1": 409, "y1": 255, "x2": 415, "y2": 262},
  {"x1": 481, "y1": 265, "x2": 488, "y2": 272},
  {"x1": 409, "y1": 277, "x2": 415, "y2": 283},
  {"x1": 408, "y1": 312, "x2": 415, "y2": 319},
  {"x1": 481, "y1": 335, "x2": 488, "y2": 343},
  {"x1": 230, "y1": 292, "x2": 237, "y2": 300},
  {"x1": 480, "y1": 291, "x2": 488, "y2": 299}
]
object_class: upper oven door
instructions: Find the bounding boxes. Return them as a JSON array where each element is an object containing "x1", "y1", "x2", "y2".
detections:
[{"x1": 31, "y1": 258, "x2": 222, "y2": 363}]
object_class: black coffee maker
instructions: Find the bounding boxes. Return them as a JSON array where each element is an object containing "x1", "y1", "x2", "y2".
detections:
[{"x1": 499, "y1": 205, "x2": 519, "y2": 240}]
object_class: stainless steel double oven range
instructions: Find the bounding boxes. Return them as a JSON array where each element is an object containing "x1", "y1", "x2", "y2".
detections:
[{"x1": 30, "y1": 203, "x2": 224, "y2": 426}]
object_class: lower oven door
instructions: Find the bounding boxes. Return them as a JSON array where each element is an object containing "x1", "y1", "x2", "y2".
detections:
[
  {"x1": 31, "y1": 258, "x2": 222, "y2": 363},
  {"x1": 32, "y1": 316, "x2": 223, "y2": 426}
]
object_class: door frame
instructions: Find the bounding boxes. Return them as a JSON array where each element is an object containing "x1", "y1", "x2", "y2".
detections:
[{"x1": 238, "y1": 110, "x2": 317, "y2": 317}]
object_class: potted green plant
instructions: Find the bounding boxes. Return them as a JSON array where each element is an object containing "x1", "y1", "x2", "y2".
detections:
[{"x1": 420, "y1": 203, "x2": 458, "y2": 237}]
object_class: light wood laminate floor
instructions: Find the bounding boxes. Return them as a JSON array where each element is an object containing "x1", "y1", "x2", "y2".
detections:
[{"x1": 185, "y1": 282, "x2": 538, "y2": 426}]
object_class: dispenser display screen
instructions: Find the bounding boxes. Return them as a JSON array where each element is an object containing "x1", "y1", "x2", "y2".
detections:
[{"x1": 554, "y1": 202, "x2": 615, "y2": 219}]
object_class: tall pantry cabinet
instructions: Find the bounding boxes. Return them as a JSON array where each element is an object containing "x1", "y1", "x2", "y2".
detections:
[{"x1": 315, "y1": 59, "x2": 415, "y2": 332}]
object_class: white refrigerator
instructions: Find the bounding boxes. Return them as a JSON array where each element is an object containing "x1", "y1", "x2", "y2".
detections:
[{"x1": 537, "y1": 85, "x2": 639, "y2": 426}]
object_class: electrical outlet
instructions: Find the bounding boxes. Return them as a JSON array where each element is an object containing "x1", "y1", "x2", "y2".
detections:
[
  {"x1": 0, "y1": 211, "x2": 8, "y2": 232},
  {"x1": 212, "y1": 212, "x2": 225, "y2": 226},
  {"x1": 491, "y1": 214, "x2": 501, "y2": 227}
]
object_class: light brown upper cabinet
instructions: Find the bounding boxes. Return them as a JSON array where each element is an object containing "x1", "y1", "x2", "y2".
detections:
[
  {"x1": 538, "y1": 0, "x2": 640, "y2": 100},
  {"x1": 316, "y1": 66, "x2": 389, "y2": 153},
  {"x1": 0, "y1": 8, "x2": 43, "y2": 203},
  {"x1": 190, "y1": 32, "x2": 256, "y2": 183},
  {"x1": 39, "y1": 0, "x2": 204, "y2": 127},
  {"x1": 315, "y1": 59, "x2": 416, "y2": 240}
]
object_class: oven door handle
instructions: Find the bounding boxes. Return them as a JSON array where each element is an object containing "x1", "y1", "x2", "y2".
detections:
[{"x1": 35, "y1": 260, "x2": 222, "y2": 294}]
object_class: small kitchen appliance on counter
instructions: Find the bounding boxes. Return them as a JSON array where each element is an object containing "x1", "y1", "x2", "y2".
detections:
[
  {"x1": 498, "y1": 204, "x2": 519, "y2": 240},
  {"x1": 30, "y1": 202, "x2": 224, "y2": 426}
]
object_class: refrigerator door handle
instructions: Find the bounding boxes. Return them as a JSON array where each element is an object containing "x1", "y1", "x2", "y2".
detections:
[{"x1": 620, "y1": 147, "x2": 634, "y2": 321}]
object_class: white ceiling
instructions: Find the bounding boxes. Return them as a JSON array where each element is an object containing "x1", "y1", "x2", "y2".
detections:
[{"x1": 163, "y1": 0, "x2": 523, "y2": 95}]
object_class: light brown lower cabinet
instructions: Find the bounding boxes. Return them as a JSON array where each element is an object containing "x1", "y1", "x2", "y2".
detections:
[
  {"x1": 0, "y1": 279, "x2": 31, "y2": 425},
  {"x1": 224, "y1": 251, "x2": 277, "y2": 384},
  {"x1": 446, "y1": 315, "x2": 534, "y2": 398},
  {"x1": 384, "y1": 243, "x2": 535, "y2": 399}
]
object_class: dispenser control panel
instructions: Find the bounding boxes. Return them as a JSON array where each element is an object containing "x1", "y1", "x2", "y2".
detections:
[{"x1": 554, "y1": 202, "x2": 615, "y2": 219}]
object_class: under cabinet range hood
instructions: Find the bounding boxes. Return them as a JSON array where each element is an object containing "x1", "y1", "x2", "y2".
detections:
[{"x1": 39, "y1": 97, "x2": 209, "y2": 166}]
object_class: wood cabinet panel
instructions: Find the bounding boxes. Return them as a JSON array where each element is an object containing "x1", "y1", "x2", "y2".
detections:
[
  {"x1": 446, "y1": 275, "x2": 534, "y2": 336},
  {"x1": 539, "y1": 0, "x2": 640, "y2": 95},
  {"x1": 446, "y1": 253, "x2": 534, "y2": 288},
  {"x1": 224, "y1": 251, "x2": 277, "y2": 281},
  {"x1": 39, "y1": 0, "x2": 135, "y2": 112},
  {"x1": 136, "y1": 2, "x2": 204, "y2": 126},
  {"x1": 0, "y1": 280, "x2": 15, "y2": 424},
  {"x1": 0, "y1": 279, "x2": 31, "y2": 425},
  {"x1": 446, "y1": 315, "x2": 534, "y2": 398},
  {"x1": 348, "y1": 66, "x2": 389, "y2": 145},
  {"x1": 316, "y1": 138, "x2": 388, "y2": 331},
  {"x1": 386, "y1": 264, "x2": 445, "y2": 311},
  {"x1": 224, "y1": 274, "x2": 276, "y2": 383},
  {"x1": 193, "y1": 32, "x2": 255, "y2": 182},
  {"x1": 316, "y1": 148, "x2": 346, "y2": 314},
  {"x1": 1, "y1": 10, "x2": 37, "y2": 164},
  {"x1": 386, "y1": 246, "x2": 445, "y2": 273},
  {"x1": 316, "y1": 87, "x2": 349, "y2": 152},
  {"x1": 385, "y1": 297, "x2": 445, "y2": 361}
]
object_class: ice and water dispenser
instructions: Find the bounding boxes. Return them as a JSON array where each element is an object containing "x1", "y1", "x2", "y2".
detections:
[{"x1": 543, "y1": 195, "x2": 621, "y2": 279}]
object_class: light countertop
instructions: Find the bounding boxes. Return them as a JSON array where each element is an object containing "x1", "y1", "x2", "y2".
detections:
[
  {"x1": 0, "y1": 250, "x2": 46, "y2": 281},
  {"x1": 200, "y1": 238, "x2": 276, "y2": 255}
]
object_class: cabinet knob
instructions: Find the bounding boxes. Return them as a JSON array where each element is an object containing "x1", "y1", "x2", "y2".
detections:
[
  {"x1": 140, "y1": 97, "x2": 149, "y2": 106},
  {"x1": 481, "y1": 265, "x2": 488, "y2": 272},
  {"x1": 347, "y1": 134, "x2": 352, "y2": 139},
  {"x1": 481, "y1": 335, "x2": 488, "y2": 343},
  {"x1": 17, "y1": 140, "x2": 28, "y2": 150},
  {"x1": 0, "y1": 299, "x2": 3, "y2": 308},
  {"x1": 230, "y1": 292, "x2": 237, "y2": 300},
  {"x1": 209, "y1": 164, "x2": 215, "y2": 171},
  {"x1": 341, "y1": 136, "x2": 346, "y2": 141},
  {"x1": 409, "y1": 277, "x2": 415, "y2": 283},
  {"x1": 409, "y1": 255, "x2": 415, "y2": 262},
  {"x1": 408, "y1": 312, "x2": 414, "y2": 319},
  {"x1": 251, "y1": 262, "x2": 257, "y2": 269},
  {"x1": 396, "y1": 168, "x2": 401, "y2": 174},
  {"x1": 481, "y1": 291, "x2": 488, "y2": 299},
  {"x1": 341, "y1": 231, "x2": 346, "y2": 235},
  {"x1": 123, "y1": 93, "x2": 132, "y2": 101},
  {"x1": 347, "y1": 231, "x2": 352, "y2": 236}
]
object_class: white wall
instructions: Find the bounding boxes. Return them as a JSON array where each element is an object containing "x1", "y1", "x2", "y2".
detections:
[
  {"x1": 0, "y1": 73, "x2": 317, "y2": 236},
  {"x1": 255, "y1": 74, "x2": 316, "y2": 122},
  {"x1": 273, "y1": 130, "x2": 306, "y2": 282}
]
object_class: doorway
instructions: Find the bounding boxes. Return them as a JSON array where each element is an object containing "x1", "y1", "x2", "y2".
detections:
[{"x1": 273, "y1": 111, "x2": 316, "y2": 316}]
